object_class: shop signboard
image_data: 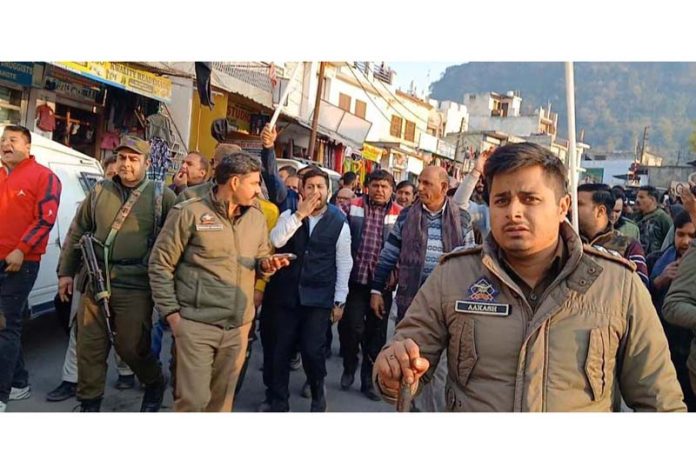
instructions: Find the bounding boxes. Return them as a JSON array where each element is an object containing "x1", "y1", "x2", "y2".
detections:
[
  {"x1": 53, "y1": 62, "x2": 172, "y2": 102},
  {"x1": 581, "y1": 167, "x2": 604, "y2": 184},
  {"x1": 436, "y1": 139, "x2": 455, "y2": 160},
  {"x1": 229, "y1": 139, "x2": 264, "y2": 158},
  {"x1": 227, "y1": 103, "x2": 252, "y2": 133},
  {"x1": 361, "y1": 143, "x2": 385, "y2": 163},
  {"x1": 0, "y1": 62, "x2": 33, "y2": 86},
  {"x1": 391, "y1": 151, "x2": 406, "y2": 170},
  {"x1": 45, "y1": 76, "x2": 98, "y2": 103}
]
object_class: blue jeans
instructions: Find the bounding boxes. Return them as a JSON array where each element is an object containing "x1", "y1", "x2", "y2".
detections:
[{"x1": 0, "y1": 261, "x2": 39, "y2": 403}]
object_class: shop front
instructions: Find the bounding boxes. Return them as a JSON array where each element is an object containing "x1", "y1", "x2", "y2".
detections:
[
  {"x1": 189, "y1": 62, "x2": 275, "y2": 161},
  {"x1": 25, "y1": 65, "x2": 105, "y2": 157},
  {"x1": 274, "y1": 116, "x2": 362, "y2": 176},
  {"x1": 368, "y1": 141, "x2": 418, "y2": 183},
  {"x1": 22, "y1": 62, "x2": 179, "y2": 181},
  {"x1": 0, "y1": 62, "x2": 34, "y2": 126}
]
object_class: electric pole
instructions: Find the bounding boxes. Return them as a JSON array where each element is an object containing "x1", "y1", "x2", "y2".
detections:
[
  {"x1": 639, "y1": 126, "x2": 649, "y2": 165},
  {"x1": 308, "y1": 61, "x2": 326, "y2": 162},
  {"x1": 454, "y1": 117, "x2": 466, "y2": 168}
]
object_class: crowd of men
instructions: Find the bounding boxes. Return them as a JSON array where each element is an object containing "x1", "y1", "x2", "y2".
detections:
[{"x1": 1, "y1": 122, "x2": 696, "y2": 413}]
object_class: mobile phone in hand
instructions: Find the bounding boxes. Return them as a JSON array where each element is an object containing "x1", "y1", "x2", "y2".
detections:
[{"x1": 272, "y1": 253, "x2": 297, "y2": 261}]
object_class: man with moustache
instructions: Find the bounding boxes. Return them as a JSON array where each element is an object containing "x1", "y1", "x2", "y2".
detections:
[{"x1": 57, "y1": 135, "x2": 175, "y2": 412}]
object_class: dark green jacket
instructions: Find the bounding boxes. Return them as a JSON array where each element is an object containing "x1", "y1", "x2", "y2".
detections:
[
  {"x1": 663, "y1": 241, "x2": 696, "y2": 376},
  {"x1": 149, "y1": 188, "x2": 273, "y2": 328},
  {"x1": 58, "y1": 176, "x2": 176, "y2": 291},
  {"x1": 637, "y1": 208, "x2": 672, "y2": 255}
]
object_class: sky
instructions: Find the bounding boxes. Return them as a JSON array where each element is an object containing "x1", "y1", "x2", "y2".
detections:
[{"x1": 389, "y1": 62, "x2": 460, "y2": 97}]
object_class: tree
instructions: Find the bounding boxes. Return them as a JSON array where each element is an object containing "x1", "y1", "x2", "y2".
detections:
[{"x1": 689, "y1": 121, "x2": 696, "y2": 154}]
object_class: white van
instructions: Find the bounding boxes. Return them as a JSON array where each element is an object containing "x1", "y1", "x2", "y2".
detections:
[
  {"x1": 276, "y1": 157, "x2": 341, "y2": 194},
  {"x1": 0, "y1": 126, "x2": 103, "y2": 318}
]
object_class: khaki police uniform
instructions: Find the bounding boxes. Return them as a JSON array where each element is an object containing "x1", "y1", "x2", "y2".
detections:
[{"x1": 375, "y1": 222, "x2": 685, "y2": 412}]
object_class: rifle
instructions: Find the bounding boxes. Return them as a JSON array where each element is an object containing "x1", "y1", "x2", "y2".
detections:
[{"x1": 78, "y1": 233, "x2": 116, "y2": 345}]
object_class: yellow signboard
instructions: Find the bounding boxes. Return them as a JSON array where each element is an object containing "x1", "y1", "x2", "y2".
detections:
[
  {"x1": 361, "y1": 143, "x2": 385, "y2": 162},
  {"x1": 53, "y1": 62, "x2": 172, "y2": 102}
]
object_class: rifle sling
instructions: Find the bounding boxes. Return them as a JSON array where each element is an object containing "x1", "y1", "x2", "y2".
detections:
[{"x1": 102, "y1": 178, "x2": 150, "y2": 294}]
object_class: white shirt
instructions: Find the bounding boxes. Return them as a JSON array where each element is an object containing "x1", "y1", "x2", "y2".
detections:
[{"x1": 270, "y1": 208, "x2": 353, "y2": 304}]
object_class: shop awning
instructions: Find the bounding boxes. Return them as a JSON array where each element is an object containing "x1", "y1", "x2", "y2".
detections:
[
  {"x1": 210, "y1": 62, "x2": 275, "y2": 110},
  {"x1": 136, "y1": 61, "x2": 276, "y2": 111},
  {"x1": 51, "y1": 62, "x2": 173, "y2": 103}
]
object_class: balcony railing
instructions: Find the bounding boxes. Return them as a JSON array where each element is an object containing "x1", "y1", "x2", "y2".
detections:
[
  {"x1": 372, "y1": 64, "x2": 393, "y2": 85},
  {"x1": 212, "y1": 62, "x2": 274, "y2": 93}
]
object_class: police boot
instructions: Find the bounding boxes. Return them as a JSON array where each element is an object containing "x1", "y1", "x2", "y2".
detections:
[
  {"x1": 79, "y1": 398, "x2": 102, "y2": 412},
  {"x1": 46, "y1": 381, "x2": 77, "y2": 402},
  {"x1": 309, "y1": 380, "x2": 327, "y2": 412},
  {"x1": 140, "y1": 376, "x2": 167, "y2": 412}
]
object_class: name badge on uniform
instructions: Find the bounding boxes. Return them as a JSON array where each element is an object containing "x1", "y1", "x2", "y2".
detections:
[
  {"x1": 455, "y1": 277, "x2": 510, "y2": 317},
  {"x1": 195, "y1": 213, "x2": 223, "y2": 231}
]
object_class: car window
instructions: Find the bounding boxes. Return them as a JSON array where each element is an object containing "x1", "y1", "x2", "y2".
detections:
[{"x1": 79, "y1": 172, "x2": 102, "y2": 193}]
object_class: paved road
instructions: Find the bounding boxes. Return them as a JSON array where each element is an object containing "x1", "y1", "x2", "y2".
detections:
[{"x1": 8, "y1": 312, "x2": 396, "y2": 413}]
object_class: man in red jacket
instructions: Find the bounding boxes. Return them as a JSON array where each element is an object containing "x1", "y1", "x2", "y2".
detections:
[{"x1": 0, "y1": 125, "x2": 61, "y2": 412}]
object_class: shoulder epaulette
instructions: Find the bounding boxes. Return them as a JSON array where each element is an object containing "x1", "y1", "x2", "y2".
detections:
[
  {"x1": 173, "y1": 196, "x2": 204, "y2": 210},
  {"x1": 439, "y1": 245, "x2": 483, "y2": 263},
  {"x1": 583, "y1": 244, "x2": 636, "y2": 272}
]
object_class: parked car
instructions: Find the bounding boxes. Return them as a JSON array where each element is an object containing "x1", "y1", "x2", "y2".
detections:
[{"x1": 276, "y1": 157, "x2": 341, "y2": 194}]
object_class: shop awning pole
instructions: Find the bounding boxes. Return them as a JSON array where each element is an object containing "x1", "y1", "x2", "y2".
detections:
[
  {"x1": 565, "y1": 61, "x2": 579, "y2": 233},
  {"x1": 269, "y1": 62, "x2": 303, "y2": 130}
]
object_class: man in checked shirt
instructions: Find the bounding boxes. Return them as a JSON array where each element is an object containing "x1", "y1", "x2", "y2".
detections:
[{"x1": 338, "y1": 169, "x2": 402, "y2": 400}]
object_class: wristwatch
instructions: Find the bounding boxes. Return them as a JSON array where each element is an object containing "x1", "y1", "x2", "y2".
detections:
[{"x1": 334, "y1": 301, "x2": 345, "y2": 309}]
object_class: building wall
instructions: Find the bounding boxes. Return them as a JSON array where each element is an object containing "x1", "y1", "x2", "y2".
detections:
[
  {"x1": 463, "y1": 93, "x2": 495, "y2": 116},
  {"x1": 580, "y1": 159, "x2": 634, "y2": 187},
  {"x1": 166, "y1": 75, "x2": 194, "y2": 149},
  {"x1": 439, "y1": 100, "x2": 469, "y2": 135},
  {"x1": 327, "y1": 65, "x2": 388, "y2": 142},
  {"x1": 468, "y1": 115, "x2": 540, "y2": 136},
  {"x1": 647, "y1": 166, "x2": 695, "y2": 189},
  {"x1": 329, "y1": 63, "x2": 430, "y2": 147},
  {"x1": 280, "y1": 61, "x2": 305, "y2": 120},
  {"x1": 188, "y1": 88, "x2": 228, "y2": 159},
  {"x1": 463, "y1": 92, "x2": 522, "y2": 118}
]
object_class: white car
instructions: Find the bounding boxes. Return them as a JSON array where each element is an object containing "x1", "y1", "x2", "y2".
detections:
[
  {"x1": 0, "y1": 125, "x2": 103, "y2": 318},
  {"x1": 276, "y1": 157, "x2": 341, "y2": 194}
]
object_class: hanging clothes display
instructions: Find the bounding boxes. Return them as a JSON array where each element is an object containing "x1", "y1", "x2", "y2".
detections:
[
  {"x1": 100, "y1": 131, "x2": 121, "y2": 150},
  {"x1": 333, "y1": 144, "x2": 344, "y2": 174},
  {"x1": 146, "y1": 113, "x2": 174, "y2": 146},
  {"x1": 147, "y1": 137, "x2": 173, "y2": 182},
  {"x1": 35, "y1": 103, "x2": 56, "y2": 132},
  {"x1": 194, "y1": 62, "x2": 214, "y2": 108}
]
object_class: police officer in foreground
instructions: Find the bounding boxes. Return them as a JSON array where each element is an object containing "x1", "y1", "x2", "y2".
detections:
[
  {"x1": 149, "y1": 152, "x2": 289, "y2": 412},
  {"x1": 373, "y1": 142, "x2": 685, "y2": 412},
  {"x1": 58, "y1": 136, "x2": 176, "y2": 412}
]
